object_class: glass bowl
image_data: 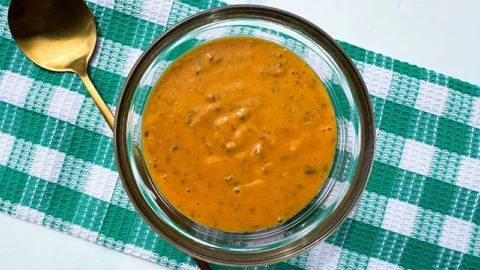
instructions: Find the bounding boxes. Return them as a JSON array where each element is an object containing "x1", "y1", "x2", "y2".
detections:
[{"x1": 114, "y1": 5, "x2": 375, "y2": 267}]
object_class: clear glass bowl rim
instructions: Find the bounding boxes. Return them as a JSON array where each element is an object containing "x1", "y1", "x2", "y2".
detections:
[{"x1": 114, "y1": 4, "x2": 376, "y2": 266}]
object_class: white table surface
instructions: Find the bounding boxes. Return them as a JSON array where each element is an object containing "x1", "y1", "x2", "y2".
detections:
[{"x1": 1, "y1": 0, "x2": 479, "y2": 269}]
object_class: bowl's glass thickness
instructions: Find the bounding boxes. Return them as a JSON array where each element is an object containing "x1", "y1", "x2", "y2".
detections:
[{"x1": 115, "y1": 5, "x2": 375, "y2": 266}]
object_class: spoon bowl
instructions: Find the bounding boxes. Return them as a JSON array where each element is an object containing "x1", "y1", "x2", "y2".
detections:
[
  {"x1": 8, "y1": 0, "x2": 114, "y2": 128},
  {"x1": 8, "y1": 0, "x2": 96, "y2": 73}
]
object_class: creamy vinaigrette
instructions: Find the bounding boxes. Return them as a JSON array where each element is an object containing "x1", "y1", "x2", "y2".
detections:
[{"x1": 142, "y1": 37, "x2": 336, "y2": 232}]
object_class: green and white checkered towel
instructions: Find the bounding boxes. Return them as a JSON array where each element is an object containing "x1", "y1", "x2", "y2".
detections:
[{"x1": 1, "y1": 0, "x2": 479, "y2": 269}]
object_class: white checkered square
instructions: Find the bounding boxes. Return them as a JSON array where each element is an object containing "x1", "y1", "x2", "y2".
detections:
[
  {"x1": 399, "y1": 139, "x2": 435, "y2": 176},
  {"x1": 122, "y1": 48, "x2": 143, "y2": 77},
  {"x1": 124, "y1": 244, "x2": 155, "y2": 260},
  {"x1": 439, "y1": 216, "x2": 474, "y2": 253},
  {"x1": 306, "y1": 242, "x2": 341, "y2": 270},
  {"x1": 469, "y1": 97, "x2": 480, "y2": 129},
  {"x1": 140, "y1": 0, "x2": 174, "y2": 26},
  {"x1": 381, "y1": 199, "x2": 419, "y2": 237},
  {"x1": 367, "y1": 258, "x2": 401, "y2": 270},
  {"x1": 48, "y1": 87, "x2": 85, "y2": 124},
  {"x1": 90, "y1": 39, "x2": 126, "y2": 75},
  {"x1": 0, "y1": 132, "x2": 15, "y2": 166},
  {"x1": 322, "y1": 180, "x2": 343, "y2": 209},
  {"x1": 414, "y1": 81, "x2": 448, "y2": 116},
  {"x1": 362, "y1": 64, "x2": 393, "y2": 99},
  {"x1": 340, "y1": 250, "x2": 369, "y2": 269},
  {"x1": 197, "y1": 28, "x2": 230, "y2": 40},
  {"x1": 14, "y1": 205, "x2": 45, "y2": 224},
  {"x1": 304, "y1": 48, "x2": 333, "y2": 81},
  {"x1": 84, "y1": 165, "x2": 118, "y2": 202},
  {"x1": 0, "y1": 71, "x2": 34, "y2": 107},
  {"x1": 30, "y1": 146, "x2": 66, "y2": 183},
  {"x1": 89, "y1": 37, "x2": 104, "y2": 68},
  {"x1": 345, "y1": 121, "x2": 355, "y2": 154},
  {"x1": 69, "y1": 224, "x2": 99, "y2": 242},
  {"x1": 456, "y1": 156, "x2": 480, "y2": 192}
]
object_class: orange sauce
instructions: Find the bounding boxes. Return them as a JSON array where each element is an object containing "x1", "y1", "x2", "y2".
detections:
[{"x1": 142, "y1": 37, "x2": 337, "y2": 232}]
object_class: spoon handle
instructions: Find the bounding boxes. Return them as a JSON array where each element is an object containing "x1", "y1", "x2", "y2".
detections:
[{"x1": 79, "y1": 74, "x2": 115, "y2": 130}]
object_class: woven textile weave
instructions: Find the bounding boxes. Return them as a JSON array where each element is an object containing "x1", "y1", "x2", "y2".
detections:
[{"x1": 0, "y1": 0, "x2": 479, "y2": 269}]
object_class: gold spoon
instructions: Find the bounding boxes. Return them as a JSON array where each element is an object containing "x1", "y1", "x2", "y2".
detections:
[
  {"x1": 8, "y1": 0, "x2": 114, "y2": 129},
  {"x1": 8, "y1": 0, "x2": 210, "y2": 269}
]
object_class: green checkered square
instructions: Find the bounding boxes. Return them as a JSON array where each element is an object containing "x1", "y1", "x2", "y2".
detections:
[
  {"x1": 44, "y1": 186, "x2": 83, "y2": 223},
  {"x1": 380, "y1": 100, "x2": 415, "y2": 138},
  {"x1": 429, "y1": 149, "x2": 461, "y2": 184},
  {"x1": 435, "y1": 117, "x2": 472, "y2": 157},
  {"x1": 0, "y1": 167, "x2": 29, "y2": 205},
  {"x1": 0, "y1": 5, "x2": 9, "y2": 39},
  {"x1": 450, "y1": 188, "x2": 478, "y2": 222},
  {"x1": 412, "y1": 208, "x2": 445, "y2": 245},
  {"x1": 469, "y1": 227, "x2": 480, "y2": 257},
  {"x1": 19, "y1": 176, "x2": 50, "y2": 209},
  {"x1": 369, "y1": 96, "x2": 386, "y2": 127},
  {"x1": 71, "y1": 195, "x2": 110, "y2": 232},
  {"x1": 390, "y1": 169, "x2": 426, "y2": 205},
  {"x1": 4, "y1": 137, "x2": 35, "y2": 174},
  {"x1": 406, "y1": 111, "x2": 439, "y2": 145},
  {"x1": 435, "y1": 248, "x2": 464, "y2": 269},
  {"x1": 469, "y1": 128, "x2": 480, "y2": 158},
  {"x1": 337, "y1": 249, "x2": 369, "y2": 270},
  {"x1": 387, "y1": 72, "x2": 421, "y2": 107},
  {"x1": 325, "y1": 219, "x2": 353, "y2": 249},
  {"x1": 443, "y1": 88, "x2": 475, "y2": 124},
  {"x1": 285, "y1": 253, "x2": 309, "y2": 269},
  {"x1": 400, "y1": 238, "x2": 440, "y2": 269},
  {"x1": 418, "y1": 177, "x2": 457, "y2": 216},
  {"x1": 375, "y1": 230, "x2": 409, "y2": 266},
  {"x1": 57, "y1": 156, "x2": 91, "y2": 191},
  {"x1": 374, "y1": 129, "x2": 405, "y2": 167},
  {"x1": 110, "y1": 180, "x2": 136, "y2": 210},
  {"x1": 125, "y1": 216, "x2": 157, "y2": 250},
  {"x1": 366, "y1": 162, "x2": 396, "y2": 197},
  {"x1": 351, "y1": 191, "x2": 388, "y2": 227}
]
